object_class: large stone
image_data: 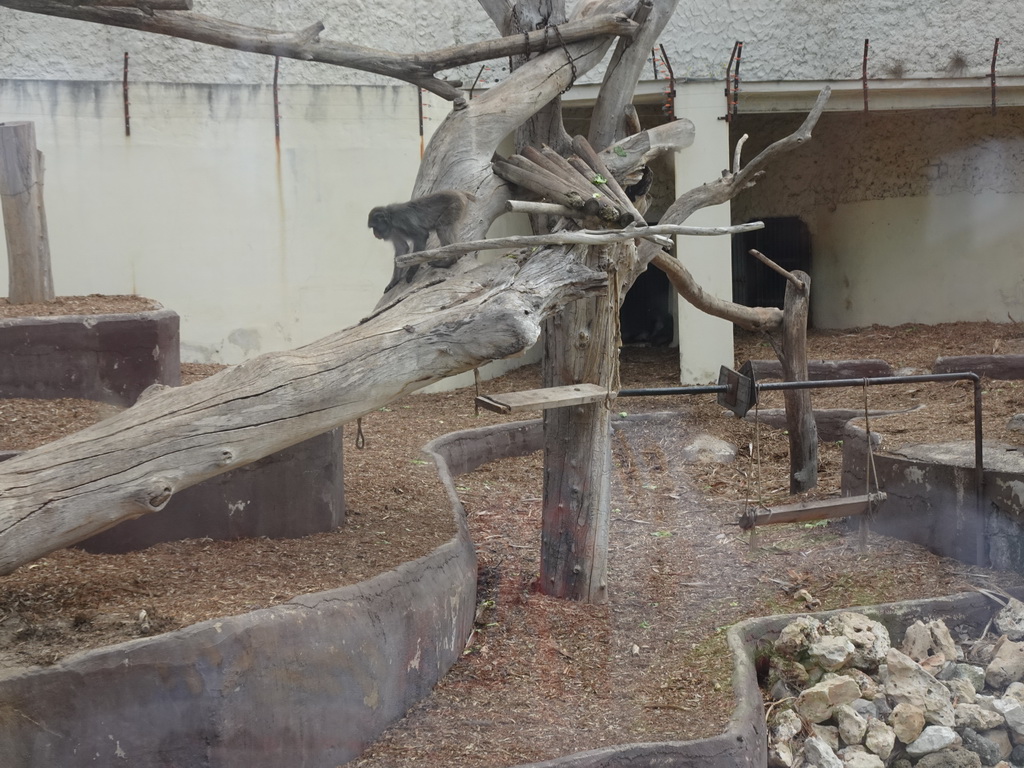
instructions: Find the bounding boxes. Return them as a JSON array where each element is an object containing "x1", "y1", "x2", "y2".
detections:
[
  {"x1": 962, "y1": 726, "x2": 1005, "y2": 766},
  {"x1": 904, "y1": 619, "x2": 959, "y2": 664},
  {"x1": 914, "y1": 746, "x2": 982, "y2": 768},
  {"x1": 809, "y1": 636, "x2": 856, "y2": 672},
  {"x1": 948, "y1": 677, "x2": 979, "y2": 704},
  {"x1": 839, "y1": 745, "x2": 884, "y2": 768},
  {"x1": 957, "y1": 702, "x2": 1007, "y2": 732},
  {"x1": 824, "y1": 613, "x2": 891, "y2": 671},
  {"x1": 865, "y1": 718, "x2": 896, "y2": 760},
  {"x1": 844, "y1": 668, "x2": 882, "y2": 699},
  {"x1": 796, "y1": 677, "x2": 862, "y2": 723},
  {"x1": 1004, "y1": 681, "x2": 1024, "y2": 706},
  {"x1": 906, "y1": 726, "x2": 963, "y2": 758},
  {"x1": 953, "y1": 664, "x2": 988, "y2": 693},
  {"x1": 681, "y1": 435, "x2": 737, "y2": 464},
  {"x1": 802, "y1": 735, "x2": 843, "y2": 768},
  {"x1": 850, "y1": 698, "x2": 880, "y2": 721},
  {"x1": 885, "y1": 648, "x2": 955, "y2": 726},
  {"x1": 836, "y1": 703, "x2": 868, "y2": 746},
  {"x1": 891, "y1": 701, "x2": 927, "y2": 744},
  {"x1": 991, "y1": 698, "x2": 1024, "y2": 737},
  {"x1": 776, "y1": 616, "x2": 823, "y2": 658},
  {"x1": 987, "y1": 639, "x2": 1024, "y2": 690},
  {"x1": 996, "y1": 598, "x2": 1024, "y2": 642},
  {"x1": 981, "y1": 727, "x2": 1012, "y2": 762},
  {"x1": 767, "y1": 741, "x2": 795, "y2": 768},
  {"x1": 812, "y1": 724, "x2": 839, "y2": 751}
]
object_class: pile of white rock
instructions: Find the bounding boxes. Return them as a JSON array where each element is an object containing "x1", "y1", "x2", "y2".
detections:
[{"x1": 765, "y1": 598, "x2": 1024, "y2": 767}]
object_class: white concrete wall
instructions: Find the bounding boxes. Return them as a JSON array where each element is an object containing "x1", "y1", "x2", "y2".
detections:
[
  {"x1": 731, "y1": 107, "x2": 1024, "y2": 328},
  {"x1": 0, "y1": 80, "x2": 436, "y2": 363}
]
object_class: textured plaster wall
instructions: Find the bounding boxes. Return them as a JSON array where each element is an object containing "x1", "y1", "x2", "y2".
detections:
[
  {"x1": 731, "y1": 107, "x2": 1024, "y2": 328},
  {"x1": 1, "y1": 1, "x2": 1022, "y2": 86}
]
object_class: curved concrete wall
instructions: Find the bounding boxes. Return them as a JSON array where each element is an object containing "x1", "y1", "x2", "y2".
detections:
[
  {"x1": 0, "y1": 434, "x2": 477, "y2": 768},
  {"x1": 0, "y1": 308, "x2": 180, "y2": 405}
]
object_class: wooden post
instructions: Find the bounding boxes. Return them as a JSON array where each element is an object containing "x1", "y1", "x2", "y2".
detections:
[
  {"x1": 539, "y1": 245, "x2": 619, "y2": 604},
  {"x1": 780, "y1": 269, "x2": 817, "y2": 492},
  {"x1": 0, "y1": 122, "x2": 55, "y2": 304}
]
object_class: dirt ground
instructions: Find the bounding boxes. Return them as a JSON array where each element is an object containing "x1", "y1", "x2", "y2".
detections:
[{"x1": 1, "y1": 304, "x2": 1024, "y2": 766}]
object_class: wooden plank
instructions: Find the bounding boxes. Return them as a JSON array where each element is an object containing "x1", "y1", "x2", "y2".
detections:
[
  {"x1": 738, "y1": 492, "x2": 886, "y2": 530},
  {"x1": 475, "y1": 383, "x2": 611, "y2": 414}
]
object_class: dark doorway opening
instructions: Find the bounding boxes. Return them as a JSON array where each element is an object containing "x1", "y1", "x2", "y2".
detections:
[
  {"x1": 731, "y1": 217, "x2": 811, "y2": 309},
  {"x1": 620, "y1": 267, "x2": 674, "y2": 346}
]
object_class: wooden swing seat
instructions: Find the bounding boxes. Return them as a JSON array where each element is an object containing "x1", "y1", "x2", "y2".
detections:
[
  {"x1": 738, "y1": 492, "x2": 887, "y2": 531},
  {"x1": 474, "y1": 383, "x2": 611, "y2": 414}
]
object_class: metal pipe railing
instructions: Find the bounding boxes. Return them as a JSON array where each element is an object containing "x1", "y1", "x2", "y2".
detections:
[{"x1": 619, "y1": 371, "x2": 985, "y2": 530}]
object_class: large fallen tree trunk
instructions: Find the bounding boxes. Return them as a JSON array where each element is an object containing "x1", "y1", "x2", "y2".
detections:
[{"x1": 0, "y1": 253, "x2": 603, "y2": 575}]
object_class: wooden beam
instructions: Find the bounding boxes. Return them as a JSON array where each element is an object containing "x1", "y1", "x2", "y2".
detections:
[
  {"x1": 475, "y1": 383, "x2": 611, "y2": 414},
  {"x1": 738, "y1": 493, "x2": 886, "y2": 530}
]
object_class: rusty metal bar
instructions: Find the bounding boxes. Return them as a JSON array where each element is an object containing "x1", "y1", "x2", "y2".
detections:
[
  {"x1": 722, "y1": 41, "x2": 742, "y2": 121},
  {"x1": 862, "y1": 39, "x2": 870, "y2": 113},
  {"x1": 659, "y1": 43, "x2": 676, "y2": 120},
  {"x1": 991, "y1": 38, "x2": 1000, "y2": 116},
  {"x1": 272, "y1": 56, "x2": 281, "y2": 140},
  {"x1": 619, "y1": 371, "x2": 985, "y2": 523},
  {"x1": 122, "y1": 52, "x2": 130, "y2": 137}
]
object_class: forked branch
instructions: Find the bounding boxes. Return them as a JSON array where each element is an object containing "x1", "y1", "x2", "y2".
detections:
[{"x1": 0, "y1": 1, "x2": 638, "y2": 101}]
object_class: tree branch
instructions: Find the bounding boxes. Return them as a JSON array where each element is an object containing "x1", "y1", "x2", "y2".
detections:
[
  {"x1": 651, "y1": 251, "x2": 783, "y2": 332},
  {"x1": 395, "y1": 222, "x2": 764, "y2": 265},
  {"x1": 589, "y1": 0, "x2": 679, "y2": 150},
  {"x1": 638, "y1": 87, "x2": 831, "y2": 331},
  {"x1": 0, "y1": 2, "x2": 637, "y2": 102}
]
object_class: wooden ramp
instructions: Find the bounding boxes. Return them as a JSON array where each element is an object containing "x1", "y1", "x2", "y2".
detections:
[
  {"x1": 475, "y1": 384, "x2": 611, "y2": 414},
  {"x1": 738, "y1": 492, "x2": 886, "y2": 530}
]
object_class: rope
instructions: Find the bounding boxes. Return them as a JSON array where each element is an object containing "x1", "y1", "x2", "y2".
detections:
[{"x1": 355, "y1": 417, "x2": 365, "y2": 450}]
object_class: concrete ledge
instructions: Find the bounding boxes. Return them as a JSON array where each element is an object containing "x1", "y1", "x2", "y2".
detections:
[
  {"x1": 0, "y1": 308, "x2": 181, "y2": 406},
  {"x1": 0, "y1": 539, "x2": 476, "y2": 768},
  {"x1": 842, "y1": 425, "x2": 1024, "y2": 569}
]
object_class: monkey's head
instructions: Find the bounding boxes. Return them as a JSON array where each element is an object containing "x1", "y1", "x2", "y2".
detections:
[{"x1": 367, "y1": 207, "x2": 392, "y2": 240}]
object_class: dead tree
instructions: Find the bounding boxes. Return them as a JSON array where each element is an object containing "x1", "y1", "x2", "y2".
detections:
[
  {"x1": 0, "y1": 0, "x2": 829, "y2": 597},
  {"x1": 0, "y1": 121, "x2": 54, "y2": 304}
]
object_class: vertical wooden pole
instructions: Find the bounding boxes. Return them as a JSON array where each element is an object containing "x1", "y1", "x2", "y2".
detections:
[
  {"x1": 780, "y1": 270, "x2": 817, "y2": 492},
  {"x1": 540, "y1": 245, "x2": 619, "y2": 604},
  {"x1": 0, "y1": 122, "x2": 54, "y2": 304}
]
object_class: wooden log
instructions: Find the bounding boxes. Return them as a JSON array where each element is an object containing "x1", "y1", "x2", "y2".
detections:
[
  {"x1": 571, "y1": 135, "x2": 639, "y2": 219},
  {"x1": 475, "y1": 383, "x2": 610, "y2": 414},
  {"x1": 933, "y1": 354, "x2": 1024, "y2": 380},
  {"x1": 0, "y1": 121, "x2": 54, "y2": 304},
  {"x1": 738, "y1": 493, "x2": 886, "y2": 530},
  {"x1": 492, "y1": 160, "x2": 586, "y2": 210},
  {"x1": 780, "y1": 270, "x2": 817, "y2": 492}
]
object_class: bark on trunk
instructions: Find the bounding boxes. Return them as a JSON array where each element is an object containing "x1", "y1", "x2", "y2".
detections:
[
  {"x1": 780, "y1": 269, "x2": 817, "y2": 492},
  {"x1": 0, "y1": 121, "x2": 54, "y2": 304},
  {"x1": 540, "y1": 245, "x2": 622, "y2": 603}
]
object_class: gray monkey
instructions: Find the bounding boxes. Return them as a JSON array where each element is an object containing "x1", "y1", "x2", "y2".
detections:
[{"x1": 368, "y1": 190, "x2": 475, "y2": 290}]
